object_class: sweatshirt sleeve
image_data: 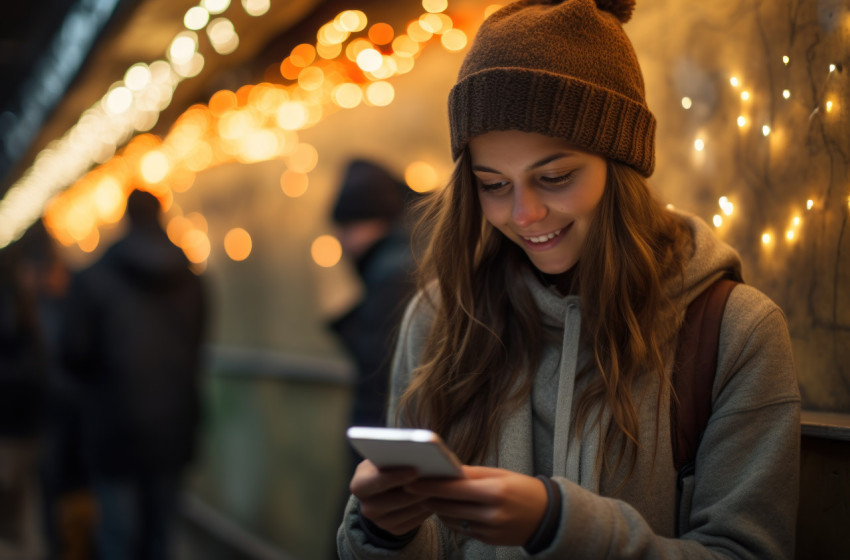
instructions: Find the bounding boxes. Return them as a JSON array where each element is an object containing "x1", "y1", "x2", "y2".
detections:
[
  {"x1": 337, "y1": 291, "x2": 450, "y2": 559},
  {"x1": 532, "y1": 285, "x2": 801, "y2": 559}
]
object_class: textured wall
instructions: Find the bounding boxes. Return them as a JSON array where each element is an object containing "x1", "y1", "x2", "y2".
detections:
[{"x1": 631, "y1": 0, "x2": 849, "y2": 412}]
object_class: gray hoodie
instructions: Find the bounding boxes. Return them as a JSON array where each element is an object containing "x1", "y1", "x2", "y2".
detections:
[{"x1": 337, "y1": 212, "x2": 800, "y2": 559}]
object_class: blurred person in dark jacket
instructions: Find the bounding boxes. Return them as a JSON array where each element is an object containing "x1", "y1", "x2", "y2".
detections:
[
  {"x1": 0, "y1": 231, "x2": 48, "y2": 559},
  {"x1": 61, "y1": 188, "x2": 208, "y2": 560},
  {"x1": 328, "y1": 159, "x2": 420, "y2": 433}
]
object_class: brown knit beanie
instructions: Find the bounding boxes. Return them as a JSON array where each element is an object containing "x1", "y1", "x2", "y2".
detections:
[{"x1": 449, "y1": 0, "x2": 656, "y2": 176}]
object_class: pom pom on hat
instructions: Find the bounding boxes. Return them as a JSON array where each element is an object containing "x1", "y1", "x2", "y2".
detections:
[{"x1": 595, "y1": 0, "x2": 636, "y2": 23}]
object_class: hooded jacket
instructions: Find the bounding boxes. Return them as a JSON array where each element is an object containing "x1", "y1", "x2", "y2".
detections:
[
  {"x1": 61, "y1": 224, "x2": 207, "y2": 475},
  {"x1": 337, "y1": 211, "x2": 800, "y2": 559}
]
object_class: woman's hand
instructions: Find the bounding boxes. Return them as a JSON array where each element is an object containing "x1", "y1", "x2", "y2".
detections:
[
  {"x1": 350, "y1": 459, "x2": 434, "y2": 536},
  {"x1": 404, "y1": 466, "x2": 549, "y2": 546}
]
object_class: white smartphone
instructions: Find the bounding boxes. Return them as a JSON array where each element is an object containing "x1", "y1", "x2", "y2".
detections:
[{"x1": 346, "y1": 426, "x2": 465, "y2": 478}]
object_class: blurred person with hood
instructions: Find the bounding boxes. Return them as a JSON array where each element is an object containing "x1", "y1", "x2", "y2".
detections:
[
  {"x1": 61, "y1": 188, "x2": 208, "y2": 560},
  {"x1": 329, "y1": 159, "x2": 421, "y2": 433}
]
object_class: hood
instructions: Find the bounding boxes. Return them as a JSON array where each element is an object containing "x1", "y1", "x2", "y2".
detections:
[
  {"x1": 104, "y1": 227, "x2": 191, "y2": 285},
  {"x1": 669, "y1": 209, "x2": 743, "y2": 308}
]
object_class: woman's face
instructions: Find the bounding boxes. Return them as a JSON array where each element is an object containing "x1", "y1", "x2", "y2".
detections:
[{"x1": 469, "y1": 130, "x2": 607, "y2": 275}]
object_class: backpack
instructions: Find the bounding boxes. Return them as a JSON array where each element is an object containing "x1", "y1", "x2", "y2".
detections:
[{"x1": 670, "y1": 276, "x2": 740, "y2": 532}]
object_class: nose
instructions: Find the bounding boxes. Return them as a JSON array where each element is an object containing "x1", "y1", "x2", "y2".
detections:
[{"x1": 512, "y1": 184, "x2": 547, "y2": 227}]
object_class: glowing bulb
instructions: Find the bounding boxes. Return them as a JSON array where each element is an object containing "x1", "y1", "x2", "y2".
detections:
[
  {"x1": 719, "y1": 196, "x2": 734, "y2": 216},
  {"x1": 792, "y1": 216, "x2": 801, "y2": 226},
  {"x1": 105, "y1": 86, "x2": 133, "y2": 114},
  {"x1": 356, "y1": 48, "x2": 383, "y2": 72},
  {"x1": 311, "y1": 235, "x2": 342, "y2": 268},
  {"x1": 829, "y1": 64, "x2": 836, "y2": 73},
  {"x1": 737, "y1": 116, "x2": 746, "y2": 127},
  {"x1": 762, "y1": 233, "x2": 772, "y2": 245},
  {"x1": 124, "y1": 64, "x2": 151, "y2": 91},
  {"x1": 782, "y1": 89, "x2": 790, "y2": 99},
  {"x1": 741, "y1": 91, "x2": 750, "y2": 101},
  {"x1": 807, "y1": 199, "x2": 814, "y2": 210},
  {"x1": 712, "y1": 215, "x2": 723, "y2": 228},
  {"x1": 762, "y1": 125, "x2": 771, "y2": 136},
  {"x1": 826, "y1": 100, "x2": 834, "y2": 112},
  {"x1": 422, "y1": 0, "x2": 448, "y2": 13},
  {"x1": 786, "y1": 230, "x2": 795, "y2": 241},
  {"x1": 681, "y1": 97, "x2": 692, "y2": 110},
  {"x1": 224, "y1": 228, "x2": 252, "y2": 261},
  {"x1": 184, "y1": 6, "x2": 210, "y2": 30},
  {"x1": 782, "y1": 55, "x2": 790, "y2": 65},
  {"x1": 730, "y1": 76, "x2": 740, "y2": 87},
  {"x1": 405, "y1": 161, "x2": 440, "y2": 192},
  {"x1": 694, "y1": 138, "x2": 705, "y2": 152}
]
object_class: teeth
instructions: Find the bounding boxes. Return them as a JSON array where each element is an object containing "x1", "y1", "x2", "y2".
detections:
[{"x1": 525, "y1": 229, "x2": 561, "y2": 243}]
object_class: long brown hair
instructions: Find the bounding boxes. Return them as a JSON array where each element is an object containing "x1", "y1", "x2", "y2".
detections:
[{"x1": 399, "y1": 150, "x2": 691, "y2": 471}]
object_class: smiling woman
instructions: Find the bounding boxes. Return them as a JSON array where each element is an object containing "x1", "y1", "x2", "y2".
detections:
[{"x1": 337, "y1": 0, "x2": 801, "y2": 558}]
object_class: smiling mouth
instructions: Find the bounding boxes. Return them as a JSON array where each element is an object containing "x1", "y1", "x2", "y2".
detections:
[{"x1": 523, "y1": 229, "x2": 563, "y2": 244}]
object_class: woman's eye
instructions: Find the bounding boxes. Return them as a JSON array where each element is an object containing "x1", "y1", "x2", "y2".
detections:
[
  {"x1": 478, "y1": 180, "x2": 509, "y2": 192},
  {"x1": 540, "y1": 170, "x2": 577, "y2": 186}
]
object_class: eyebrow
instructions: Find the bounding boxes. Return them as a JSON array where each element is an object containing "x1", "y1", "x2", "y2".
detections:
[{"x1": 471, "y1": 152, "x2": 577, "y2": 174}]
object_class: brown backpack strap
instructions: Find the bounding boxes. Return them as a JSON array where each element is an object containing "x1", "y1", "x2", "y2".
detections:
[{"x1": 671, "y1": 277, "x2": 739, "y2": 473}]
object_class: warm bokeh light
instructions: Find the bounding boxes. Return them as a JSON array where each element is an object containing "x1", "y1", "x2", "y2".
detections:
[
  {"x1": 368, "y1": 23, "x2": 394, "y2": 45},
  {"x1": 224, "y1": 227, "x2": 252, "y2": 261},
  {"x1": 182, "y1": 229, "x2": 211, "y2": 263},
  {"x1": 290, "y1": 43, "x2": 317, "y2": 67},
  {"x1": 422, "y1": 0, "x2": 448, "y2": 13},
  {"x1": 681, "y1": 97, "x2": 692, "y2": 110},
  {"x1": 242, "y1": 0, "x2": 270, "y2": 17},
  {"x1": 277, "y1": 102, "x2": 308, "y2": 130},
  {"x1": 280, "y1": 170, "x2": 309, "y2": 197},
  {"x1": 807, "y1": 199, "x2": 814, "y2": 210},
  {"x1": 208, "y1": 18, "x2": 238, "y2": 55},
  {"x1": 105, "y1": 86, "x2": 133, "y2": 115},
  {"x1": 441, "y1": 28, "x2": 467, "y2": 51},
  {"x1": 405, "y1": 161, "x2": 440, "y2": 192},
  {"x1": 719, "y1": 196, "x2": 734, "y2": 216},
  {"x1": 298, "y1": 66, "x2": 324, "y2": 90},
  {"x1": 694, "y1": 138, "x2": 705, "y2": 152},
  {"x1": 712, "y1": 214, "x2": 723, "y2": 227},
  {"x1": 93, "y1": 177, "x2": 125, "y2": 223},
  {"x1": 737, "y1": 116, "x2": 747, "y2": 127},
  {"x1": 209, "y1": 89, "x2": 238, "y2": 115},
  {"x1": 356, "y1": 48, "x2": 383, "y2": 72},
  {"x1": 311, "y1": 235, "x2": 342, "y2": 268},
  {"x1": 762, "y1": 232, "x2": 772, "y2": 245},
  {"x1": 184, "y1": 6, "x2": 210, "y2": 30},
  {"x1": 168, "y1": 32, "x2": 198, "y2": 65},
  {"x1": 741, "y1": 90, "x2": 750, "y2": 101},
  {"x1": 286, "y1": 143, "x2": 319, "y2": 173},
  {"x1": 337, "y1": 10, "x2": 367, "y2": 32},
  {"x1": 786, "y1": 230, "x2": 795, "y2": 241},
  {"x1": 140, "y1": 150, "x2": 170, "y2": 183},
  {"x1": 124, "y1": 64, "x2": 151, "y2": 91},
  {"x1": 762, "y1": 125, "x2": 771, "y2": 136},
  {"x1": 365, "y1": 81, "x2": 394, "y2": 106},
  {"x1": 730, "y1": 76, "x2": 740, "y2": 87},
  {"x1": 782, "y1": 89, "x2": 791, "y2": 99},
  {"x1": 392, "y1": 35, "x2": 419, "y2": 57},
  {"x1": 407, "y1": 20, "x2": 433, "y2": 43},
  {"x1": 332, "y1": 83, "x2": 363, "y2": 108}
]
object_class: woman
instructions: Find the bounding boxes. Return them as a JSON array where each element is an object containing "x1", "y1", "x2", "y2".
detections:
[{"x1": 337, "y1": 0, "x2": 800, "y2": 557}]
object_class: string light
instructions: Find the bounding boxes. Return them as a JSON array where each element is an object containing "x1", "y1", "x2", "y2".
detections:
[
  {"x1": 807, "y1": 199, "x2": 814, "y2": 210},
  {"x1": 730, "y1": 76, "x2": 740, "y2": 87},
  {"x1": 737, "y1": 116, "x2": 746, "y2": 127},
  {"x1": 782, "y1": 89, "x2": 790, "y2": 99},
  {"x1": 741, "y1": 90, "x2": 750, "y2": 101},
  {"x1": 762, "y1": 232, "x2": 772, "y2": 245},
  {"x1": 782, "y1": 55, "x2": 790, "y2": 65},
  {"x1": 762, "y1": 125, "x2": 771, "y2": 136},
  {"x1": 681, "y1": 97, "x2": 692, "y2": 109},
  {"x1": 712, "y1": 214, "x2": 723, "y2": 228},
  {"x1": 694, "y1": 138, "x2": 705, "y2": 151}
]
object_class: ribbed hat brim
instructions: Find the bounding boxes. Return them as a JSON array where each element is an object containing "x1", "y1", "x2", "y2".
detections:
[{"x1": 449, "y1": 67, "x2": 656, "y2": 176}]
